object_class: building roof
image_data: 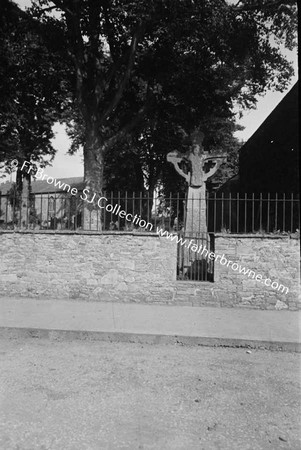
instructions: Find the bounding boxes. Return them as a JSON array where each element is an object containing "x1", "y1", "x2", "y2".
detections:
[
  {"x1": 216, "y1": 174, "x2": 240, "y2": 193},
  {"x1": 239, "y1": 81, "x2": 299, "y2": 193},
  {"x1": 239, "y1": 81, "x2": 298, "y2": 159},
  {"x1": 0, "y1": 177, "x2": 84, "y2": 195}
]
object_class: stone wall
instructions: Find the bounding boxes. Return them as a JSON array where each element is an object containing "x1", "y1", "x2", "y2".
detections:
[
  {"x1": 0, "y1": 231, "x2": 300, "y2": 310},
  {"x1": 215, "y1": 234, "x2": 300, "y2": 310},
  {"x1": 175, "y1": 234, "x2": 300, "y2": 310},
  {"x1": 0, "y1": 231, "x2": 176, "y2": 303}
]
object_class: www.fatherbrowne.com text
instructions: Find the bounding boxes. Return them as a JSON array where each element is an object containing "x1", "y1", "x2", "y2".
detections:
[{"x1": 156, "y1": 227, "x2": 289, "y2": 294}]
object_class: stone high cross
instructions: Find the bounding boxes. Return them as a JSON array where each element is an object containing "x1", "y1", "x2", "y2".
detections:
[{"x1": 167, "y1": 130, "x2": 226, "y2": 235}]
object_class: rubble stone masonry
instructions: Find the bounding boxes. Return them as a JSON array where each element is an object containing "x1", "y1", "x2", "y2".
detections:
[{"x1": 0, "y1": 231, "x2": 300, "y2": 310}]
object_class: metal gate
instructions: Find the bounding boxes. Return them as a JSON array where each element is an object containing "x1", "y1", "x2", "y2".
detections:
[{"x1": 177, "y1": 232, "x2": 214, "y2": 282}]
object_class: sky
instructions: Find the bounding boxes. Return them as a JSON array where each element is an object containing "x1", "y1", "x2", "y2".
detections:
[{"x1": 0, "y1": 0, "x2": 298, "y2": 182}]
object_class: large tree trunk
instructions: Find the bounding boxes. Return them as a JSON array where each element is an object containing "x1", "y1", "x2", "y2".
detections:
[{"x1": 83, "y1": 120, "x2": 105, "y2": 231}]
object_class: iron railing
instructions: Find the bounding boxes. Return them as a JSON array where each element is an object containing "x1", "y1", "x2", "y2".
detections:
[
  {"x1": 177, "y1": 232, "x2": 215, "y2": 282},
  {"x1": 0, "y1": 191, "x2": 299, "y2": 234},
  {"x1": 1, "y1": 191, "x2": 299, "y2": 283}
]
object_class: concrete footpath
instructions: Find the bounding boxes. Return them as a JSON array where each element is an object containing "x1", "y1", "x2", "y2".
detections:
[{"x1": 0, "y1": 297, "x2": 300, "y2": 351}]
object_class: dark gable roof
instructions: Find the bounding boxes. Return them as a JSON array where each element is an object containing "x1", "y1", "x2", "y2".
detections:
[
  {"x1": 0, "y1": 177, "x2": 84, "y2": 195},
  {"x1": 238, "y1": 81, "x2": 299, "y2": 193},
  {"x1": 239, "y1": 81, "x2": 299, "y2": 159}
]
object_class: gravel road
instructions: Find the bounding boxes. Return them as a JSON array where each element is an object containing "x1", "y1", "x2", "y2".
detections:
[{"x1": 0, "y1": 337, "x2": 300, "y2": 450}]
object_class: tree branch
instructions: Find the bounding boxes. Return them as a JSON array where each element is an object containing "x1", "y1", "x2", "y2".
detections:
[
  {"x1": 103, "y1": 0, "x2": 118, "y2": 62},
  {"x1": 232, "y1": 0, "x2": 296, "y2": 12},
  {"x1": 104, "y1": 103, "x2": 150, "y2": 152},
  {"x1": 52, "y1": 0, "x2": 87, "y2": 116},
  {"x1": 49, "y1": 0, "x2": 73, "y2": 16},
  {"x1": 41, "y1": 5, "x2": 59, "y2": 13},
  {"x1": 87, "y1": 0, "x2": 104, "y2": 106},
  {"x1": 100, "y1": 21, "x2": 145, "y2": 124}
]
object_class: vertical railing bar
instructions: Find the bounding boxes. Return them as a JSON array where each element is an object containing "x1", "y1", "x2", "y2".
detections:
[
  {"x1": 63, "y1": 193, "x2": 66, "y2": 230},
  {"x1": 182, "y1": 199, "x2": 184, "y2": 234},
  {"x1": 132, "y1": 192, "x2": 135, "y2": 229},
  {"x1": 13, "y1": 191, "x2": 17, "y2": 228},
  {"x1": 53, "y1": 192, "x2": 58, "y2": 230},
  {"x1": 291, "y1": 193, "x2": 294, "y2": 233},
  {"x1": 68, "y1": 195, "x2": 72, "y2": 230},
  {"x1": 205, "y1": 233, "x2": 208, "y2": 281},
  {"x1": 169, "y1": 192, "x2": 172, "y2": 231},
  {"x1": 1, "y1": 194, "x2": 3, "y2": 227},
  {"x1": 147, "y1": 190, "x2": 150, "y2": 226},
  {"x1": 3, "y1": 195, "x2": 8, "y2": 230},
  {"x1": 176, "y1": 192, "x2": 179, "y2": 233},
  {"x1": 54, "y1": 191, "x2": 57, "y2": 230},
  {"x1": 206, "y1": 190, "x2": 209, "y2": 233},
  {"x1": 117, "y1": 191, "x2": 121, "y2": 230},
  {"x1": 229, "y1": 192, "x2": 232, "y2": 232},
  {"x1": 267, "y1": 193, "x2": 270, "y2": 233},
  {"x1": 18, "y1": 189, "x2": 22, "y2": 228},
  {"x1": 202, "y1": 191, "x2": 204, "y2": 236},
  {"x1": 154, "y1": 192, "x2": 157, "y2": 230},
  {"x1": 32, "y1": 194, "x2": 35, "y2": 229},
  {"x1": 236, "y1": 192, "x2": 239, "y2": 233},
  {"x1": 125, "y1": 191, "x2": 128, "y2": 231},
  {"x1": 20, "y1": 190, "x2": 24, "y2": 229},
  {"x1": 59, "y1": 192, "x2": 63, "y2": 230},
  {"x1": 191, "y1": 189, "x2": 194, "y2": 238},
  {"x1": 180, "y1": 236, "x2": 182, "y2": 280},
  {"x1": 12, "y1": 191, "x2": 15, "y2": 229},
  {"x1": 197, "y1": 190, "x2": 201, "y2": 238},
  {"x1": 221, "y1": 192, "x2": 224, "y2": 231},
  {"x1": 5, "y1": 194, "x2": 8, "y2": 229},
  {"x1": 275, "y1": 192, "x2": 278, "y2": 231},
  {"x1": 244, "y1": 193, "x2": 247, "y2": 233},
  {"x1": 47, "y1": 192, "x2": 50, "y2": 229},
  {"x1": 3, "y1": 195, "x2": 5, "y2": 228},
  {"x1": 139, "y1": 191, "x2": 143, "y2": 228},
  {"x1": 283, "y1": 193, "x2": 286, "y2": 231},
  {"x1": 204, "y1": 233, "x2": 207, "y2": 281},
  {"x1": 197, "y1": 189, "x2": 202, "y2": 281},
  {"x1": 103, "y1": 191, "x2": 106, "y2": 230},
  {"x1": 297, "y1": 194, "x2": 299, "y2": 226},
  {"x1": 39, "y1": 194, "x2": 42, "y2": 230},
  {"x1": 73, "y1": 196, "x2": 77, "y2": 230},
  {"x1": 110, "y1": 191, "x2": 113, "y2": 227},
  {"x1": 26, "y1": 188, "x2": 29, "y2": 229},
  {"x1": 89, "y1": 196, "x2": 91, "y2": 230},
  {"x1": 252, "y1": 192, "x2": 254, "y2": 233},
  {"x1": 213, "y1": 191, "x2": 216, "y2": 233},
  {"x1": 96, "y1": 194, "x2": 99, "y2": 231},
  {"x1": 259, "y1": 192, "x2": 262, "y2": 232},
  {"x1": 65, "y1": 195, "x2": 67, "y2": 229},
  {"x1": 12, "y1": 192, "x2": 14, "y2": 228}
]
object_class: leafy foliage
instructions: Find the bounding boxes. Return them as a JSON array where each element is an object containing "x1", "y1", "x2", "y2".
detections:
[
  {"x1": 0, "y1": 0, "x2": 71, "y2": 186},
  {"x1": 1, "y1": 0, "x2": 298, "y2": 196}
]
